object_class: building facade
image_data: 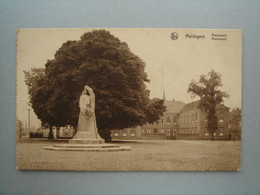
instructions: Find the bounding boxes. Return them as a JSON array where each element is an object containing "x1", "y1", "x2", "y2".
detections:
[
  {"x1": 178, "y1": 101, "x2": 230, "y2": 140},
  {"x1": 111, "y1": 99, "x2": 185, "y2": 140},
  {"x1": 111, "y1": 99, "x2": 231, "y2": 140}
]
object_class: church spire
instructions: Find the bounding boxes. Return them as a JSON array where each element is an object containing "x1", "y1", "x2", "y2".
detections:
[{"x1": 163, "y1": 88, "x2": 166, "y2": 101}]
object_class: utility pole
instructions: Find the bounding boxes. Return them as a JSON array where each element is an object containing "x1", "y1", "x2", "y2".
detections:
[
  {"x1": 27, "y1": 103, "x2": 31, "y2": 138},
  {"x1": 28, "y1": 108, "x2": 31, "y2": 132}
]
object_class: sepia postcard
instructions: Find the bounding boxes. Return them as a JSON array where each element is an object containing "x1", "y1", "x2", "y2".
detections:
[{"x1": 16, "y1": 28, "x2": 242, "y2": 171}]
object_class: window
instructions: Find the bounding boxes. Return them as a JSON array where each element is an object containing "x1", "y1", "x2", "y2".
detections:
[
  {"x1": 130, "y1": 129, "x2": 135, "y2": 136},
  {"x1": 141, "y1": 129, "x2": 145, "y2": 134},
  {"x1": 161, "y1": 118, "x2": 164, "y2": 124},
  {"x1": 173, "y1": 117, "x2": 177, "y2": 123},
  {"x1": 147, "y1": 129, "x2": 151, "y2": 134},
  {"x1": 166, "y1": 129, "x2": 171, "y2": 136},
  {"x1": 205, "y1": 128, "x2": 209, "y2": 136},
  {"x1": 187, "y1": 115, "x2": 190, "y2": 124},
  {"x1": 195, "y1": 113, "x2": 198, "y2": 122},
  {"x1": 191, "y1": 114, "x2": 194, "y2": 123},
  {"x1": 153, "y1": 120, "x2": 159, "y2": 125},
  {"x1": 122, "y1": 129, "x2": 127, "y2": 136},
  {"x1": 160, "y1": 129, "x2": 165, "y2": 134},
  {"x1": 167, "y1": 117, "x2": 171, "y2": 124},
  {"x1": 114, "y1": 130, "x2": 119, "y2": 137},
  {"x1": 195, "y1": 127, "x2": 198, "y2": 134},
  {"x1": 153, "y1": 128, "x2": 158, "y2": 133},
  {"x1": 219, "y1": 113, "x2": 224, "y2": 122},
  {"x1": 219, "y1": 127, "x2": 223, "y2": 136}
]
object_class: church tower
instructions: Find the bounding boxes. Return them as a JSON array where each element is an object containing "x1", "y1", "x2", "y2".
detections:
[{"x1": 163, "y1": 88, "x2": 166, "y2": 102}]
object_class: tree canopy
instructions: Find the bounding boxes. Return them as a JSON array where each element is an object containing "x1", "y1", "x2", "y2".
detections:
[
  {"x1": 25, "y1": 30, "x2": 165, "y2": 139},
  {"x1": 188, "y1": 70, "x2": 229, "y2": 140},
  {"x1": 229, "y1": 108, "x2": 241, "y2": 133}
]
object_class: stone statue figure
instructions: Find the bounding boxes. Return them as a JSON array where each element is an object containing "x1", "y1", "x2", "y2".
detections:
[{"x1": 70, "y1": 85, "x2": 104, "y2": 144}]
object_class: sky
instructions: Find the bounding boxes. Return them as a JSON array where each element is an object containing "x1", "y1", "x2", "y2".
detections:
[{"x1": 17, "y1": 28, "x2": 242, "y2": 128}]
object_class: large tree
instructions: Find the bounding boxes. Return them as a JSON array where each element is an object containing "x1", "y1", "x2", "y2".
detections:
[
  {"x1": 188, "y1": 70, "x2": 229, "y2": 140},
  {"x1": 25, "y1": 30, "x2": 165, "y2": 140},
  {"x1": 229, "y1": 108, "x2": 242, "y2": 137},
  {"x1": 24, "y1": 68, "x2": 56, "y2": 138}
]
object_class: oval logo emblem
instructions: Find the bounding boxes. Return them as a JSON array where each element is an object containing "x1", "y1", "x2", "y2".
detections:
[{"x1": 170, "y1": 32, "x2": 178, "y2": 40}]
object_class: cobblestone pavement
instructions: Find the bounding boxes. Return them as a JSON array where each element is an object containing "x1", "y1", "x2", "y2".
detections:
[{"x1": 16, "y1": 139, "x2": 241, "y2": 171}]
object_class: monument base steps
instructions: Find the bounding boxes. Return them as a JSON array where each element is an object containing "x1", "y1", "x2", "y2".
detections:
[{"x1": 41, "y1": 144, "x2": 131, "y2": 152}]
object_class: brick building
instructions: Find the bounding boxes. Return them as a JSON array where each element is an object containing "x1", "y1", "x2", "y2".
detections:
[
  {"x1": 111, "y1": 99, "x2": 185, "y2": 140},
  {"x1": 178, "y1": 101, "x2": 230, "y2": 140},
  {"x1": 110, "y1": 99, "x2": 230, "y2": 140}
]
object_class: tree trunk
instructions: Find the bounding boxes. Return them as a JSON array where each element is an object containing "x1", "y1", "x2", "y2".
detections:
[
  {"x1": 98, "y1": 128, "x2": 111, "y2": 142},
  {"x1": 48, "y1": 125, "x2": 54, "y2": 139}
]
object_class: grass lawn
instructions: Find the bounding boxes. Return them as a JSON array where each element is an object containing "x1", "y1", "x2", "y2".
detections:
[{"x1": 16, "y1": 139, "x2": 241, "y2": 171}]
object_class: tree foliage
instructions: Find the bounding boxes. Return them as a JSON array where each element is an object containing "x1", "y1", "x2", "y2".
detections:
[
  {"x1": 145, "y1": 98, "x2": 165, "y2": 124},
  {"x1": 24, "y1": 68, "x2": 55, "y2": 138},
  {"x1": 188, "y1": 70, "x2": 229, "y2": 140},
  {"x1": 229, "y1": 108, "x2": 241, "y2": 132},
  {"x1": 24, "y1": 30, "x2": 165, "y2": 139}
]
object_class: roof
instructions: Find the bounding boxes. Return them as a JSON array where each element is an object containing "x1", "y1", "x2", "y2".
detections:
[
  {"x1": 180, "y1": 100, "x2": 199, "y2": 113},
  {"x1": 216, "y1": 103, "x2": 229, "y2": 110},
  {"x1": 180, "y1": 100, "x2": 229, "y2": 113},
  {"x1": 164, "y1": 100, "x2": 186, "y2": 113}
]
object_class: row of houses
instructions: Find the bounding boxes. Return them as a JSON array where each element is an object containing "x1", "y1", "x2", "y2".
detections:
[{"x1": 111, "y1": 99, "x2": 237, "y2": 140}]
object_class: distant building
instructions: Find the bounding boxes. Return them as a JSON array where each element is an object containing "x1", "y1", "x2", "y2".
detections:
[
  {"x1": 111, "y1": 99, "x2": 231, "y2": 140},
  {"x1": 111, "y1": 99, "x2": 185, "y2": 140},
  {"x1": 58, "y1": 125, "x2": 76, "y2": 138},
  {"x1": 178, "y1": 100, "x2": 230, "y2": 140}
]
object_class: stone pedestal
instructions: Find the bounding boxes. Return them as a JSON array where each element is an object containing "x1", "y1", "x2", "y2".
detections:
[
  {"x1": 69, "y1": 138, "x2": 104, "y2": 144},
  {"x1": 69, "y1": 131, "x2": 105, "y2": 144}
]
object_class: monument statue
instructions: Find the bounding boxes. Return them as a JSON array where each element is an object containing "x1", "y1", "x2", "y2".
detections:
[
  {"x1": 70, "y1": 85, "x2": 104, "y2": 144},
  {"x1": 43, "y1": 85, "x2": 130, "y2": 150}
]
